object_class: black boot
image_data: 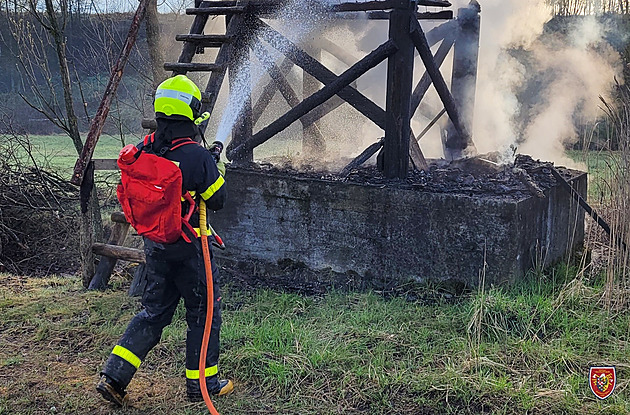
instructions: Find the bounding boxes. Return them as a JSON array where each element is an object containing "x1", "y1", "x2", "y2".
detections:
[
  {"x1": 186, "y1": 376, "x2": 234, "y2": 401},
  {"x1": 96, "y1": 374, "x2": 127, "y2": 406}
]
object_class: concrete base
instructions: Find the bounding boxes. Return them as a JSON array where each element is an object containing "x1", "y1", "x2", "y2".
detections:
[{"x1": 210, "y1": 167, "x2": 586, "y2": 288}]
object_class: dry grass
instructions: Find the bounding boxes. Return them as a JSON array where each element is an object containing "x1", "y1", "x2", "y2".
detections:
[{"x1": 1, "y1": 269, "x2": 630, "y2": 415}]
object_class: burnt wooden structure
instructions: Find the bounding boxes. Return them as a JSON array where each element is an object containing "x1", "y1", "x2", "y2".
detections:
[
  {"x1": 166, "y1": 0, "x2": 481, "y2": 178},
  {"x1": 84, "y1": 0, "x2": 482, "y2": 290}
]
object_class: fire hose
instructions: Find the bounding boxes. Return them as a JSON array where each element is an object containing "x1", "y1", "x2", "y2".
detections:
[{"x1": 198, "y1": 198, "x2": 221, "y2": 415}]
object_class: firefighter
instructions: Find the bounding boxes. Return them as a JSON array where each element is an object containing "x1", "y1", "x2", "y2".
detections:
[{"x1": 96, "y1": 74, "x2": 233, "y2": 406}]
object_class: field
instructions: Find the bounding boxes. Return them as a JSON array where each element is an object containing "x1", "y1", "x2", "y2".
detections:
[
  {"x1": 1, "y1": 136, "x2": 629, "y2": 414},
  {"x1": 1, "y1": 264, "x2": 629, "y2": 415}
]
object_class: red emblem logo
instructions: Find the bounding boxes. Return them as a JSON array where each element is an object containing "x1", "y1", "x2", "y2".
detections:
[{"x1": 589, "y1": 366, "x2": 616, "y2": 400}]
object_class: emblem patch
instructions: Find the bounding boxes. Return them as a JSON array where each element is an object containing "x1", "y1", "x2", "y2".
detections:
[{"x1": 589, "y1": 366, "x2": 616, "y2": 400}]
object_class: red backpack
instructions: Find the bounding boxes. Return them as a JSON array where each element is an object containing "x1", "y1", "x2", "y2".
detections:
[{"x1": 117, "y1": 133, "x2": 196, "y2": 244}]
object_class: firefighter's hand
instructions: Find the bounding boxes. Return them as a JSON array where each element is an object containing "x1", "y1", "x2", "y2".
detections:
[{"x1": 209, "y1": 141, "x2": 223, "y2": 164}]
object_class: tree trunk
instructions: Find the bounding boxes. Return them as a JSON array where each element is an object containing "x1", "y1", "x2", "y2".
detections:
[
  {"x1": 42, "y1": 0, "x2": 101, "y2": 284},
  {"x1": 146, "y1": 0, "x2": 166, "y2": 87}
]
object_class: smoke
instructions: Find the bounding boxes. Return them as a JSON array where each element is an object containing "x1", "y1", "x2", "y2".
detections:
[
  {"x1": 207, "y1": 0, "x2": 622, "y2": 168},
  {"x1": 462, "y1": 0, "x2": 622, "y2": 166}
]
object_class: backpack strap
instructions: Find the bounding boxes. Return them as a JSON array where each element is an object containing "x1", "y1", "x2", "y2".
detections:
[
  {"x1": 143, "y1": 132, "x2": 155, "y2": 146},
  {"x1": 170, "y1": 137, "x2": 198, "y2": 151}
]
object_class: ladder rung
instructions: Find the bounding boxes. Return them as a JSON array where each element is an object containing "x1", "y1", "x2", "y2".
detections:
[
  {"x1": 175, "y1": 34, "x2": 233, "y2": 48},
  {"x1": 186, "y1": 6, "x2": 245, "y2": 15},
  {"x1": 419, "y1": 0, "x2": 451, "y2": 6},
  {"x1": 164, "y1": 63, "x2": 226, "y2": 72}
]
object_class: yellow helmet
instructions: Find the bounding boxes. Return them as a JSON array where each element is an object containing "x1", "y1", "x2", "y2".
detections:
[{"x1": 154, "y1": 75, "x2": 202, "y2": 121}]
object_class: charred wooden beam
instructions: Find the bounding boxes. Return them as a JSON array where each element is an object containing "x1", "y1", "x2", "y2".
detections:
[
  {"x1": 176, "y1": 5, "x2": 212, "y2": 66},
  {"x1": 175, "y1": 34, "x2": 233, "y2": 48},
  {"x1": 301, "y1": 96, "x2": 346, "y2": 128},
  {"x1": 328, "y1": 10, "x2": 452, "y2": 19},
  {"x1": 163, "y1": 62, "x2": 225, "y2": 72},
  {"x1": 250, "y1": 41, "x2": 326, "y2": 152},
  {"x1": 251, "y1": 57, "x2": 293, "y2": 126},
  {"x1": 251, "y1": 42, "x2": 301, "y2": 110},
  {"x1": 424, "y1": 18, "x2": 458, "y2": 45},
  {"x1": 416, "y1": 107, "x2": 446, "y2": 142},
  {"x1": 409, "y1": 18, "x2": 471, "y2": 153},
  {"x1": 255, "y1": 18, "x2": 386, "y2": 129},
  {"x1": 408, "y1": 130, "x2": 428, "y2": 171},
  {"x1": 71, "y1": 0, "x2": 149, "y2": 185},
  {"x1": 383, "y1": 3, "x2": 415, "y2": 179},
  {"x1": 340, "y1": 138, "x2": 384, "y2": 178},
  {"x1": 302, "y1": 43, "x2": 325, "y2": 154},
  {"x1": 229, "y1": 40, "x2": 397, "y2": 160},
  {"x1": 410, "y1": 35, "x2": 454, "y2": 116},
  {"x1": 186, "y1": 6, "x2": 245, "y2": 14},
  {"x1": 548, "y1": 166, "x2": 626, "y2": 252},
  {"x1": 198, "y1": 0, "x2": 238, "y2": 6},
  {"x1": 331, "y1": 0, "x2": 450, "y2": 11},
  {"x1": 448, "y1": 1, "x2": 480, "y2": 158}
]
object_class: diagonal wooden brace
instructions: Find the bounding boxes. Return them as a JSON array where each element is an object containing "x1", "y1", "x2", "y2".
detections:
[{"x1": 228, "y1": 40, "x2": 398, "y2": 160}]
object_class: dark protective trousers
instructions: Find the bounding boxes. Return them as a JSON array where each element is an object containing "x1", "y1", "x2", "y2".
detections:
[{"x1": 102, "y1": 237, "x2": 221, "y2": 388}]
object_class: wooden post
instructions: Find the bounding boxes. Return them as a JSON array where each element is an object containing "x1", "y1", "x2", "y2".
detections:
[
  {"x1": 383, "y1": 0, "x2": 416, "y2": 179},
  {"x1": 447, "y1": 0, "x2": 480, "y2": 158},
  {"x1": 88, "y1": 213, "x2": 131, "y2": 290},
  {"x1": 229, "y1": 40, "x2": 397, "y2": 160},
  {"x1": 302, "y1": 42, "x2": 325, "y2": 156}
]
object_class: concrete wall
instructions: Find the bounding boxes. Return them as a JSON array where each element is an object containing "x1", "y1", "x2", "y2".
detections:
[{"x1": 210, "y1": 168, "x2": 586, "y2": 287}]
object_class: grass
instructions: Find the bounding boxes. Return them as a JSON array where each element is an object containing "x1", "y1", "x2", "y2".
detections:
[
  {"x1": 1, "y1": 268, "x2": 629, "y2": 415},
  {"x1": 15, "y1": 133, "x2": 131, "y2": 178}
]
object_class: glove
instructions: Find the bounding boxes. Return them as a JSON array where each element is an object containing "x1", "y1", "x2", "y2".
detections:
[{"x1": 209, "y1": 141, "x2": 223, "y2": 164}]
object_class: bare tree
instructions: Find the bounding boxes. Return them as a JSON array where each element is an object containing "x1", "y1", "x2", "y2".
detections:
[{"x1": 6, "y1": 0, "x2": 103, "y2": 283}]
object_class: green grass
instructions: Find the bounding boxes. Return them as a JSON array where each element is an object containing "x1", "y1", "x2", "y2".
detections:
[
  {"x1": 566, "y1": 149, "x2": 621, "y2": 202},
  {"x1": 16, "y1": 133, "x2": 132, "y2": 177},
  {"x1": 1, "y1": 269, "x2": 629, "y2": 414}
]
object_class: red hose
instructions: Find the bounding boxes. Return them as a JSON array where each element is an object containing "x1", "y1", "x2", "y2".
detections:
[{"x1": 199, "y1": 199, "x2": 221, "y2": 415}]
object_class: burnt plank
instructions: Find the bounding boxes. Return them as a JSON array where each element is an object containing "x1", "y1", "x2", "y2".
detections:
[
  {"x1": 331, "y1": 0, "x2": 450, "y2": 12},
  {"x1": 186, "y1": 6, "x2": 245, "y2": 14},
  {"x1": 410, "y1": 19, "x2": 470, "y2": 148},
  {"x1": 301, "y1": 95, "x2": 346, "y2": 127},
  {"x1": 164, "y1": 62, "x2": 225, "y2": 72},
  {"x1": 175, "y1": 34, "x2": 233, "y2": 48},
  {"x1": 410, "y1": 35, "x2": 454, "y2": 116},
  {"x1": 340, "y1": 138, "x2": 384, "y2": 177}
]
